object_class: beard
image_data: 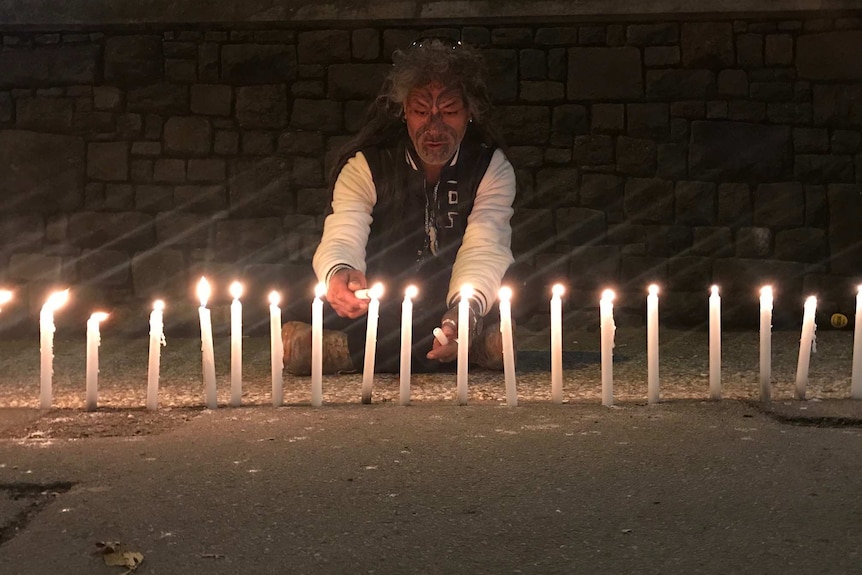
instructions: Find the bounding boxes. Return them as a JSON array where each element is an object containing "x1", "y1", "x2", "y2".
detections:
[{"x1": 413, "y1": 125, "x2": 461, "y2": 167}]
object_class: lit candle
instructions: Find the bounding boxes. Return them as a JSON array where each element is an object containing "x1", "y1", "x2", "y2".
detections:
[
  {"x1": 550, "y1": 283, "x2": 564, "y2": 404},
  {"x1": 759, "y1": 286, "x2": 773, "y2": 403},
  {"x1": 795, "y1": 296, "x2": 818, "y2": 400},
  {"x1": 40, "y1": 289, "x2": 69, "y2": 410},
  {"x1": 270, "y1": 291, "x2": 284, "y2": 407},
  {"x1": 400, "y1": 285, "x2": 418, "y2": 406},
  {"x1": 852, "y1": 286, "x2": 862, "y2": 400},
  {"x1": 362, "y1": 283, "x2": 384, "y2": 404},
  {"x1": 197, "y1": 277, "x2": 217, "y2": 409},
  {"x1": 600, "y1": 289, "x2": 616, "y2": 407},
  {"x1": 457, "y1": 284, "x2": 473, "y2": 406},
  {"x1": 0, "y1": 289, "x2": 12, "y2": 312},
  {"x1": 311, "y1": 282, "x2": 325, "y2": 407},
  {"x1": 85, "y1": 312, "x2": 109, "y2": 412},
  {"x1": 709, "y1": 286, "x2": 722, "y2": 400},
  {"x1": 229, "y1": 281, "x2": 243, "y2": 407},
  {"x1": 499, "y1": 286, "x2": 517, "y2": 407},
  {"x1": 647, "y1": 284, "x2": 660, "y2": 405},
  {"x1": 146, "y1": 300, "x2": 165, "y2": 411}
]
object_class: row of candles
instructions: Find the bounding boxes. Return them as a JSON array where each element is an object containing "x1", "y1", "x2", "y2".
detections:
[{"x1": 4, "y1": 280, "x2": 862, "y2": 410}]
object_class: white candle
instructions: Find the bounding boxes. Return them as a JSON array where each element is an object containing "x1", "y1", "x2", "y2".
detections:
[
  {"x1": 600, "y1": 289, "x2": 616, "y2": 407},
  {"x1": 197, "y1": 277, "x2": 217, "y2": 409},
  {"x1": 550, "y1": 283, "x2": 564, "y2": 404},
  {"x1": 795, "y1": 296, "x2": 818, "y2": 400},
  {"x1": 400, "y1": 285, "x2": 417, "y2": 406},
  {"x1": 146, "y1": 300, "x2": 165, "y2": 411},
  {"x1": 499, "y1": 286, "x2": 517, "y2": 407},
  {"x1": 85, "y1": 312, "x2": 108, "y2": 412},
  {"x1": 708, "y1": 286, "x2": 722, "y2": 400},
  {"x1": 0, "y1": 289, "x2": 11, "y2": 312},
  {"x1": 270, "y1": 291, "x2": 284, "y2": 407},
  {"x1": 311, "y1": 282, "x2": 325, "y2": 407},
  {"x1": 39, "y1": 289, "x2": 69, "y2": 410},
  {"x1": 229, "y1": 281, "x2": 243, "y2": 407},
  {"x1": 759, "y1": 286, "x2": 773, "y2": 403},
  {"x1": 362, "y1": 283, "x2": 384, "y2": 404},
  {"x1": 647, "y1": 284, "x2": 660, "y2": 405},
  {"x1": 457, "y1": 284, "x2": 473, "y2": 405},
  {"x1": 852, "y1": 286, "x2": 862, "y2": 400}
]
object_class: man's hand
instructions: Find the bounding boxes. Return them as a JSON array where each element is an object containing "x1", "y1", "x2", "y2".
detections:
[
  {"x1": 326, "y1": 268, "x2": 369, "y2": 319},
  {"x1": 426, "y1": 307, "x2": 459, "y2": 363}
]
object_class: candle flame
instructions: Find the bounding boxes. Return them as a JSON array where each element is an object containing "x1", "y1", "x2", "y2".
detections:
[
  {"x1": 197, "y1": 277, "x2": 211, "y2": 306},
  {"x1": 314, "y1": 282, "x2": 327, "y2": 299},
  {"x1": 601, "y1": 289, "x2": 615, "y2": 302},
  {"x1": 0, "y1": 289, "x2": 11, "y2": 306},
  {"x1": 857, "y1": 285, "x2": 862, "y2": 295},
  {"x1": 804, "y1": 295, "x2": 817, "y2": 308},
  {"x1": 552, "y1": 283, "x2": 565, "y2": 298},
  {"x1": 498, "y1": 286, "x2": 513, "y2": 302},
  {"x1": 89, "y1": 312, "x2": 109, "y2": 323},
  {"x1": 269, "y1": 290, "x2": 280, "y2": 306},
  {"x1": 369, "y1": 283, "x2": 385, "y2": 299},
  {"x1": 230, "y1": 281, "x2": 243, "y2": 300},
  {"x1": 710, "y1": 285, "x2": 719, "y2": 296},
  {"x1": 44, "y1": 289, "x2": 70, "y2": 311},
  {"x1": 648, "y1": 284, "x2": 659, "y2": 296},
  {"x1": 760, "y1": 285, "x2": 773, "y2": 299},
  {"x1": 153, "y1": 299, "x2": 165, "y2": 312},
  {"x1": 459, "y1": 283, "x2": 474, "y2": 299},
  {"x1": 405, "y1": 285, "x2": 418, "y2": 299}
]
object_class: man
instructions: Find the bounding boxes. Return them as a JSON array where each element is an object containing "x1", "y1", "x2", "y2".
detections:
[{"x1": 283, "y1": 37, "x2": 516, "y2": 374}]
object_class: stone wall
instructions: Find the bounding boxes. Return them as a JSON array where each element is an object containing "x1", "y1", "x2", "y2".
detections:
[{"x1": 1, "y1": 14, "x2": 861, "y2": 333}]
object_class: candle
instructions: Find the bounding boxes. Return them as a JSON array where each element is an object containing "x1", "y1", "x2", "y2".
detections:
[
  {"x1": 457, "y1": 284, "x2": 473, "y2": 405},
  {"x1": 709, "y1": 286, "x2": 722, "y2": 400},
  {"x1": 197, "y1": 277, "x2": 217, "y2": 409},
  {"x1": 85, "y1": 312, "x2": 109, "y2": 412},
  {"x1": 499, "y1": 286, "x2": 517, "y2": 407},
  {"x1": 600, "y1": 289, "x2": 615, "y2": 407},
  {"x1": 0, "y1": 289, "x2": 11, "y2": 312},
  {"x1": 39, "y1": 289, "x2": 69, "y2": 410},
  {"x1": 852, "y1": 286, "x2": 862, "y2": 400},
  {"x1": 311, "y1": 282, "x2": 325, "y2": 407},
  {"x1": 270, "y1": 291, "x2": 284, "y2": 407},
  {"x1": 550, "y1": 283, "x2": 564, "y2": 404},
  {"x1": 400, "y1": 285, "x2": 418, "y2": 406},
  {"x1": 146, "y1": 300, "x2": 165, "y2": 411},
  {"x1": 759, "y1": 286, "x2": 773, "y2": 403},
  {"x1": 647, "y1": 284, "x2": 660, "y2": 405},
  {"x1": 795, "y1": 296, "x2": 818, "y2": 400},
  {"x1": 362, "y1": 283, "x2": 384, "y2": 404},
  {"x1": 230, "y1": 281, "x2": 243, "y2": 407}
]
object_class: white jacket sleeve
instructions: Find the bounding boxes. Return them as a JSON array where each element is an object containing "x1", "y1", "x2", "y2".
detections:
[
  {"x1": 312, "y1": 152, "x2": 376, "y2": 285},
  {"x1": 447, "y1": 149, "x2": 516, "y2": 315}
]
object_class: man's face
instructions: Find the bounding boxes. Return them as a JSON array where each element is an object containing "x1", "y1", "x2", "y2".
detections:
[{"x1": 404, "y1": 82, "x2": 470, "y2": 170}]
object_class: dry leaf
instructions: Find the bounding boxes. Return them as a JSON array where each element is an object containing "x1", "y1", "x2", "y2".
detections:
[{"x1": 94, "y1": 541, "x2": 144, "y2": 574}]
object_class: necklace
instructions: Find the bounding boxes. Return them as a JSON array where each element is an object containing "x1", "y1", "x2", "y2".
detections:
[{"x1": 423, "y1": 180, "x2": 440, "y2": 257}]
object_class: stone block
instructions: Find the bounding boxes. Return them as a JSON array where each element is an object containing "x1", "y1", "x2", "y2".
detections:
[
  {"x1": 103, "y1": 35, "x2": 163, "y2": 86},
  {"x1": 797, "y1": 31, "x2": 862, "y2": 80},
  {"x1": 794, "y1": 154, "x2": 854, "y2": 183},
  {"x1": 290, "y1": 99, "x2": 342, "y2": 133},
  {"x1": 706, "y1": 101, "x2": 728, "y2": 120},
  {"x1": 131, "y1": 248, "x2": 187, "y2": 298},
  {"x1": 9, "y1": 253, "x2": 62, "y2": 281},
  {"x1": 214, "y1": 131, "x2": 239, "y2": 155},
  {"x1": 675, "y1": 181, "x2": 716, "y2": 225},
  {"x1": 77, "y1": 249, "x2": 130, "y2": 286},
  {"x1": 644, "y1": 46, "x2": 680, "y2": 67},
  {"x1": 580, "y1": 173, "x2": 625, "y2": 222},
  {"x1": 728, "y1": 101, "x2": 766, "y2": 123},
  {"x1": 165, "y1": 59, "x2": 197, "y2": 83},
  {"x1": 293, "y1": 156, "x2": 324, "y2": 187},
  {"x1": 750, "y1": 82, "x2": 793, "y2": 102},
  {"x1": 717, "y1": 69, "x2": 748, "y2": 97},
  {"x1": 804, "y1": 185, "x2": 827, "y2": 227},
  {"x1": 831, "y1": 130, "x2": 861, "y2": 154},
  {"x1": 130, "y1": 159, "x2": 153, "y2": 183},
  {"x1": 482, "y1": 49, "x2": 518, "y2": 102},
  {"x1": 544, "y1": 148, "x2": 571, "y2": 164},
  {"x1": 793, "y1": 128, "x2": 829, "y2": 153},
  {"x1": 626, "y1": 103, "x2": 668, "y2": 139},
  {"x1": 190, "y1": 84, "x2": 232, "y2": 116},
  {"x1": 352, "y1": 29, "x2": 380, "y2": 61},
  {"x1": 735, "y1": 227, "x2": 772, "y2": 257},
  {"x1": 510, "y1": 208, "x2": 554, "y2": 256},
  {"x1": 774, "y1": 228, "x2": 827, "y2": 263},
  {"x1": 229, "y1": 157, "x2": 292, "y2": 216},
  {"x1": 568, "y1": 48, "x2": 642, "y2": 100},
  {"x1": 155, "y1": 212, "x2": 211, "y2": 246},
  {"x1": 15, "y1": 97, "x2": 73, "y2": 130},
  {"x1": 624, "y1": 178, "x2": 674, "y2": 223},
  {"x1": 221, "y1": 44, "x2": 296, "y2": 85},
  {"x1": 0, "y1": 131, "x2": 84, "y2": 211},
  {"x1": 520, "y1": 81, "x2": 564, "y2": 102},
  {"x1": 591, "y1": 103, "x2": 625, "y2": 133},
  {"x1": 737, "y1": 33, "x2": 764, "y2": 68},
  {"x1": 645, "y1": 224, "x2": 692, "y2": 256},
  {"x1": 0, "y1": 214, "x2": 44, "y2": 252},
  {"x1": 765, "y1": 34, "x2": 794, "y2": 66},
  {"x1": 550, "y1": 104, "x2": 588, "y2": 145},
  {"x1": 104, "y1": 184, "x2": 135, "y2": 211},
  {"x1": 153, "y1": 159, "x2": 186, "y2": 183},
  {"x1": 298, "y1": 31, "x2": 350, "y2": 64},
  {"x1": 572, "y1": 135, "x2": 613, "y2": 165},
  {"x1": 127, "y1": 83, "x2": 188, "y2": 114},
  {"x1": 328, "y1": 64, "x2": 392, "y2": 101},
  {"x1": 296, "y1": 187, "x2": 328, "y2": 216},
  {"x1": 646, "y1": 69, "x2": 715, "y2": 100},
  {"x1": 753, "y1": 182, "x2": 804, "y2": 227},
  {"x1": 688, "y1": 121, "x2": 791, "y2": 181},
  {"x1": 713, "y1": 257, "x2": 805, "y2": 295},
  {"x1": 668, "y1": 255, "x2": 714, "y2": 290},
  {"x1": 241, "y1": 131, "x2": 276, "y2": 155},
  {"x1": 45, "y1": 215, "x2": 66, "y2": 243},
  {"x1": 277, "y1": 131, "x2": 325, "y2": 156},
  {"x1": 691, "y1": 227, "x2": 733, "y2": 257},
  {"x1": 0, "y1": 45, "x2": 98, "y2": 88},
  {"x1": 535, "y1": 168, "x2": 578, "y2": 206},
  {"x1": 578, "y1": 25, "x2": 606, "y2": 46},
  {"x1": 626, "y1": 23, "x2": 678, "y2": 46},
  {"x1": 813, "y1": 84, "x2": 862, "y2": 127},
  {"x1": 607, "y1": 222, "x2": 645, "y2": 245},
  {"x1": 827, "y1": 184, "x2": 862, "y2": 274},
  {"x1": 292, "y1": 80, "x2": 325, "y2": 99},
  {"x1": 68, "y1": 212, "x2": 154, "y2": 250},
  {"x1": 548, "y1": 48, "x2": 566, "y2": 81},
  {"x1": 670, "y1": 101, "x2": 705, "y2": 119},
  {"x1": 236, "y1": 85, "x2": 287, "y2": 129},
  {"x1": 174, "y1": 184, "x2": 227, "y2": 213},
  {"x1": 214, "y1": 217, "x2": 282, "y2": 253},
  {"x1": 682, "y1": 22, "x2": 734, "y2": 68},
  {"x1": 87, "y1": 142, "x2": 129, "y2": 181},
  {"x1": 555, "y1": 207, "x2": 606, "y2": 245},
  {"x1": 135, "y1": 184, "x2": 173, "y2": 212},
  {"x1": 616, "y1": 137, "x2": 657, "y2": 176},
  {"x1": 717, "y1": 183, "x2": 751, "y2": 226},
  {"x1": 620, "y1": 255, "x2": 668, "y2": 287},
  {"x1": 187, "y1": 159, "x2": 226, "y2": 182},
  {"x1": 568, "y1": 245, "x2": 620, "y2": 288},
  {"x1": 657, "y1": 144, "x2": 687, "y2": 180},
  {"x1": 0, "y1": 92, "x2": 11, "y2": 121},
  {"x1": 520, "y1": 49, "x2": 546, "y2": 80},
  {"x1": 492, "y1": 106, "x2": 550, "y2": 145},
  {"x1": 462, "y1": 27, "x2": 490, "y2": 47},
  {"x1": 164, "y1": 116, "x2": 212, "y2": 156},
  {"x1": 534, "y1": 27, "x2": 576, "y2": 45}
]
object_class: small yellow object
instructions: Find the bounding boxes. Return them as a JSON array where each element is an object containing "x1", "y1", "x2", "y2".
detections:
[{"x1": 831, "y1": 313, "x2": 849, "y2": 329}]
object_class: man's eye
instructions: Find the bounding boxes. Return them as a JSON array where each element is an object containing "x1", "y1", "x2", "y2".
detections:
[{"x1": 413, "y1": 110, "x2": 429, "y2": 117}]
